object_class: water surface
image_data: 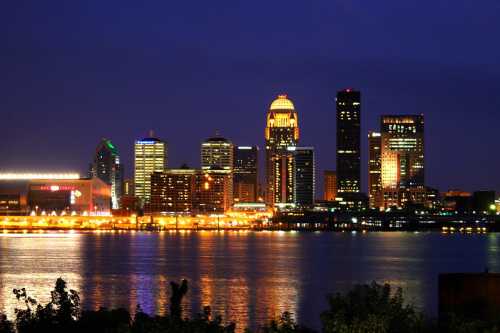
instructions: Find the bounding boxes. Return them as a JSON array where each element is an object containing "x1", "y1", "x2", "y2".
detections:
[{"x1": 0, "y1": 231, "x2": 498, "y2": 331}]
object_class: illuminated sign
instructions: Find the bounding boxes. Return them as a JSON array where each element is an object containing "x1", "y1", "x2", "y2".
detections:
[{"x1": 38, "y1": 185, "x2": 77, "y2": 192}]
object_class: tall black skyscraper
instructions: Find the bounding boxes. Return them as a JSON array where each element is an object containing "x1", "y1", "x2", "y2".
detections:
[
  {"x1": 90, "y1": 138, "x2": 124, "y2": 209},
  {"x1": 233, "y1": 146, "x2": 258, "y2": 203},
  {"x1": 292, "y1": 147, "x2": 315, "y2": 206},
  {"x1": 336, "y1": 89, "x2": 361, "y2": 193}
]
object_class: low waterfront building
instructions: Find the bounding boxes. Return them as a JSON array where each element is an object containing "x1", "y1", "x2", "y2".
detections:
[{"x1": 0, "y1": 173, "x2": 111, "y2": 215}]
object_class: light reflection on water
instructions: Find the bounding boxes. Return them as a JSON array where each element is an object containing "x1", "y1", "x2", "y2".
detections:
[{"x1": 0, "y1": 231, "x2": 499, "y2": 331}]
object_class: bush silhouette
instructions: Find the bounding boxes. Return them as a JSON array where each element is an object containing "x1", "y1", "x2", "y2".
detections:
[
  {"x1": 320, "y1": 281, "x2": 424, "y2": 333},
  {"x1": 3, "y1": 279, "x2": 500, "y2": 333}
]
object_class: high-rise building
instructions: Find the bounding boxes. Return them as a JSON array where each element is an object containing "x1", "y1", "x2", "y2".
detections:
[
  {"x1": 134, "y1": 134, "x2": 167, "y2": 205},
  {"x1": 368, "y1": 132, "x2": 383, "y2": 209},
  {"x1": 201, "y1": 135, "x2": 234, "y2": 171},
  {"x1": 265, "y1": 94, "x2": 299, "y2": 205},
  {"x1": 233, "y1": 146, "x2": 258, "y2": 203},
  {"x1": 90, "y1": 139, "x2": 123, "y2": 209},
  {"x1": 149, "y1": 167, "x2": 196, "y2": 214},
  {"x1": 291, "y1": 147, "x2": 315, "y2": 206},
  {"x1": 195, "y1": 169, "x2": 233, "y2": 213},
  {"x1": 336, "y1": 89, "x2": 361, "y2": 194},
  {"x1": 323, "y1": 170, "x2": 337, "y2": 201},
  {"x1": 381, "y1": 115, "x2": 424, "y2": 208}
]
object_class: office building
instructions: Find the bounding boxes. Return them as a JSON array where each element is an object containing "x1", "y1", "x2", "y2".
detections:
[
  {"x1": 368, "y1": 131, "x2": 383, "y2": 209},
  {"x1": 323, "y1": 170, "x2": 337, "y2": 201},
  {"x1": 195, "y1": 169, "x2": 233, "y2": 213},
  {"x1": 336, "y1": 89, "x2": 361, "y2": 193},
  {"x1": 381, "y1": 115, "x2": 424, "y2": 208},
  {"x1": 201, "y1": 135, "x2": 233, "y2": 171},
  {"x1": 233, "y1": 146, "x2": 258, "y2": 203},
  {"x1": 90, "y1": 139, "x2": 123, "y2": 209},
  {"x1": 292, "y1": 147, "x2": 315, "y2": 206},
  {"x1": 148, "y1": 167, "x2": 196, "y2": 214},
  {"x1": 265, "y1": 94, "x2": 299, "y2": 205},
  {"x1": 134, "y1": 134, "x2": 167, "y2": 205}
]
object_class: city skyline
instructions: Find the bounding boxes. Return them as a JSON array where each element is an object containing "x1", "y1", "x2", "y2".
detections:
[
  {"x1": 2, "y1": 1, "x2": 500, "y2": 194},
  {"x1": 0, "y1": 90, "x2": 495, "y2": 196}
]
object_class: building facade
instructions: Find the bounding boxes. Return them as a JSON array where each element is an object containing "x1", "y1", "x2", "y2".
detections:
[
  {"x1": 134, "y1": 135, "x2": 167, "y2": 205},
  {"x1": 265, "y1": 94, "x2": 299, "y2": 205},
  {"x1": 147, "y1": 168, "x2": 233, "y2": 215},
  {"x1": 195, "y1": 169, "x2": 233, "y2": 214},
  {"x1": 201, "y1": 135, "x2": 234, "y2": 171},
  {"x1": 292, "y1": 147, "x2": 315, "y2": 206},
  {"x1": 381, "y1": 115, "x2": 424, "y2": 208},
  {"x1": 336, "y1": 89, "x2": 361, "y2": 194},
  {"x1": 233, "y1": 146, "x2": 258, "y2": 203},
  {"x1": 368, "y1": 131, "x2": 383, "y2": 209},
  {"x1": 0, "y1": 173, "x2": 111, "y2": 215},
  {"x1": 90, "y1": 139, "x2": 123, "y2": 209},
  {"x1": 323, "y1": 170, "x2": 337, "y2": 201},
  {"x1": 148, "y1": 168, "x2": 196, "y2": 214}
]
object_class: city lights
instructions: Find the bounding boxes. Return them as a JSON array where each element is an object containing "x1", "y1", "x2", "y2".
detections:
[{"x1": 0, "y1": 173, "x2": 80, "y2": 180}]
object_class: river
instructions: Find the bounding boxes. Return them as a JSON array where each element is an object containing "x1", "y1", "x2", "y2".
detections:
[{"x1": 0, "y1": 231, "x2": 498, "y2": 331}]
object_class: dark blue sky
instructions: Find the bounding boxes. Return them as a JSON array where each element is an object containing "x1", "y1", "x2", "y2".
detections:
[{"x1": 1, "y1": 0, "x2": 499, "y2": 193}]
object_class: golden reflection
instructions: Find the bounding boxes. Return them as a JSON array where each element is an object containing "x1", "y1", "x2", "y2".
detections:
[{"x1": 0, "y1": 233, "x2": 83, "y2": 320}]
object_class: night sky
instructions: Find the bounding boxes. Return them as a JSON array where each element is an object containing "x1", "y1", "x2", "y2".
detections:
[{"x1": 1, "y1": 1, "x2": 500, "y2": 194}]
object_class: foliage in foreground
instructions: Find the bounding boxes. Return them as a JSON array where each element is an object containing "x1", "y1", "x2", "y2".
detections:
[{"x1": 0, "y1": 279, "x2": 499, "y2": 333}]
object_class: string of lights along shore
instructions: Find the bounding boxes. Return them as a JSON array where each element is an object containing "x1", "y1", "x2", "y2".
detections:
[{"x1": 0, "y1": 89, "x2": 498, "y2": 229}]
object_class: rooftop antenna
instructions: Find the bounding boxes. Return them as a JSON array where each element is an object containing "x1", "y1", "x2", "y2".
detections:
[
  {"x1": 215, "y1": 129, "x2": 220, "y2": 137},
  {"x1": 149, "y1": 129, "x2": 155, "y2": 138}
]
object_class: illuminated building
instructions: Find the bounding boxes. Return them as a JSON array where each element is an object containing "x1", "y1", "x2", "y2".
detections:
[
  {"x1": 291, "y1": 147, "x2": 315, "y2": 206},
  {"x1": 233, "y1": 146, "x2": 258, "y2": 203},
  {"x1": 381, "y1": 115, "x2": 424, "y2": 208},
  {"x1": 148, "y1": 167, "x2": 197, "y2": 214},
  {"x1": 368, "y1": 132, "x2": 382, "y2": 209},
  {"x1": 336, "y1": 89, "x2": 361, "y2": 193},
  {"x1": 265, "y1": 94, "x2": 299, "y2": 205},
  {"x1": 472, "y1": 191, "x2": 496, "y2": 213},
  {"x1": 0, "y1": 174, "x2": 111, "y2": 215},
  {"x1": 442, "y1": 190, "x2": 472, "y2": 213},
  {"x1": 89, "y1": 139, "x2": 123, "y2": 209},
  {"x1": 123, "y1": 178, "x2": 134, "y2": 196},
  {"x1": 381, "y1": 151, "x2": 400, "y2": 208},
  {"x1": 323, "y1": 170, "x2": 337, "y2": 201},
  {"x1": 117, "y1": 178, "x2": 137, "y2": 214},
  {"x1": 134, "y1": 134, "x2": 167, "y2": 205},
  {"x1": 195, "y1": 168, "x2": 233, "y2": 213},
  {"x1": 201, "y1": 135, "x2": 234, "y2": 171}
]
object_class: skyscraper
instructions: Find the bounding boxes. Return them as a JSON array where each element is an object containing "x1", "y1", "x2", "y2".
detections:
[
  {"x1": 134, "y1": 134, "x2": 167, "y2": 205},
  {"x1": 90, "y1": 139, "x2": 123, "y2": 209},
  {"x1": 233, "y1": 146, "x2": 258, "y2": 203},
  {"x1": 381, "y1": 115, "x2": 424, "y2": 207},
  {"x1": 323, "y1": 170, "x2": 337, "y2": 201},
  {"x1": 201, "y1": 135, "x2": 234, "y2": 171},
  {"x1": 149, "y1": 167, "x2": 196, "y2": 214},
  {"x1": 291, "y1": 147, "x2": 315, "y2": 206},
  {"x1": 336, "y1": 89, "x2": 361, "y2": 193},
  {"x1": 368, "y1": 131, "x2": 383, "y2": 209},
  {"x1": 195, "y1": 169, "x2": 233, "y2": 213},
  {"x1": 265, "y1": 94, "x2": 299, "y2": 205}
]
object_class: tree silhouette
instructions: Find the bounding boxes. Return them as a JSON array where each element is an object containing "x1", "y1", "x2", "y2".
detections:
[{"x1": 169, "y1": 279, "x2": 188, "y2": 320}]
